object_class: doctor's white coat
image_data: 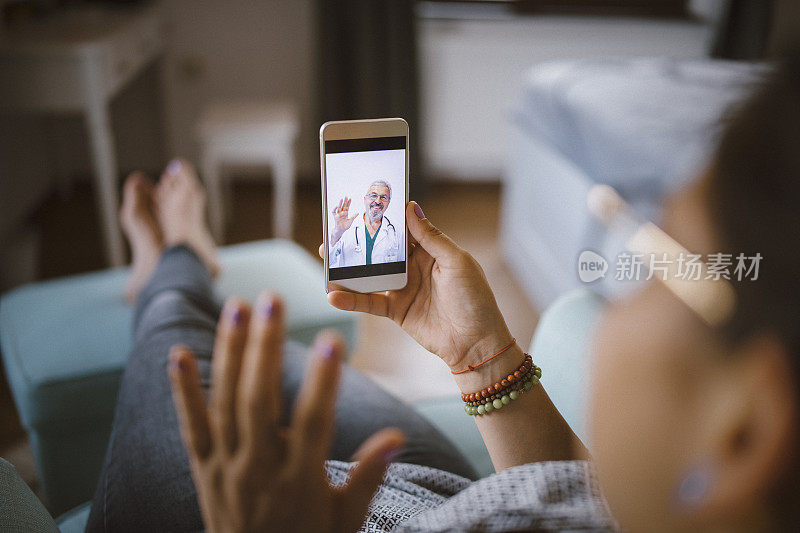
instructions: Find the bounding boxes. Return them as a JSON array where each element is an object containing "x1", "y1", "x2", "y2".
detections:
[{"x1": 329, "y1": 214, "x2": 402, "y2": 268}]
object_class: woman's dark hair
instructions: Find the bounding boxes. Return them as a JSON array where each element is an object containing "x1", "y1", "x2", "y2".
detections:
[
  {"x1": 709, "y1": 49, "x2": 800, "y2": 365},
  {"x1": 708, "y1": 48, "x2": 800, "y2": 524}
]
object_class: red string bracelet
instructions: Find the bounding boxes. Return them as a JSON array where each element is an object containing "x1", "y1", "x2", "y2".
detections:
[{"x1": 451, "y1": 338, "x2": 517, "y2": 374}]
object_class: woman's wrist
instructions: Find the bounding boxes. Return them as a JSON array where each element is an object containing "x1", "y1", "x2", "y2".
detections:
[
  {"x1": 450, "y1": 339, "x2": 527, "y2": 394},
  {"x1": 447, "y1": 320, "x2": 514, "y2": 368}
]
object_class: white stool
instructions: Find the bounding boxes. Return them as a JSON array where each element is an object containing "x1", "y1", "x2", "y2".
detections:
[{"x1": 197, "y1": 102, "x2": 299, "y2": 241}]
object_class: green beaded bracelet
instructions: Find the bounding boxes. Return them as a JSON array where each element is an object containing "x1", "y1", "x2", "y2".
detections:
[{"x1": 463, "y1": 365, "x2": 541, "y2": 416}]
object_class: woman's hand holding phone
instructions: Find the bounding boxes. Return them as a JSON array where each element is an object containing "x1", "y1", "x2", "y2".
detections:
[
  {"x1": 323, "y1": 202, "x2": 583, "y2": 471},
  {"x1": 322, "y1": 201, "x2": 514, "y2": 377}
]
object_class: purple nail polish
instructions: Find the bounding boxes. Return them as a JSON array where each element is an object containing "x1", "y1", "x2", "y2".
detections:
[
  {"x1": 169, "y1": 355, "x2": 185, "y2": 373},
  {"x1": 260, "y1": 300, "x2": 275, "y2": 318},
  {"x1": 320, "y1": 344, "x2": 335, "y2": 359},
  {"x1": 229, "y1": 307, "x2": 243, "y2": 325},
  {"x1": 166, "y1": 159, "x2": 182, "y2": 175},
  {"x1": 384, "y1": 447, "x2": 403, "y2": 463},
  {"x1": 676, "y1": 463, "x2": 713, "y2": 508},
  {"x1": 413, "y1": 203, "x2": 425, "y2": 219}
]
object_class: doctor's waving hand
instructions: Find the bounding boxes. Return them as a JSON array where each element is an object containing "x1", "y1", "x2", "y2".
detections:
[{"x1": 329, "y1": 180, "x2": 400, "y2": 268}]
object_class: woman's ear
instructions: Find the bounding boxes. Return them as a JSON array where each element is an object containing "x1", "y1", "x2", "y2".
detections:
[{"x1": 692, "y1": 334, "x2": 798, "y2": 525}]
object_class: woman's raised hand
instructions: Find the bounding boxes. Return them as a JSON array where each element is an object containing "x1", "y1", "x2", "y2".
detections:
[
  {"x1": 168, "y1": 295, "x2": 405, "y2": 533},
  {"x1": 322, "y1": 201, "x2": 513, "y2": 372}
]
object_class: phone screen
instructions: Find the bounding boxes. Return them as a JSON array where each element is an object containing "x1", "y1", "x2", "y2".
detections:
[{"x1": 325, "y1": 136, "x2": 406, "y2": 281}]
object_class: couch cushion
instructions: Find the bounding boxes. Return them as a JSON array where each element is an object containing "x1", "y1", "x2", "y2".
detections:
[{"x1": 528, "y1": 288, "x2": 606, "y2": 445}]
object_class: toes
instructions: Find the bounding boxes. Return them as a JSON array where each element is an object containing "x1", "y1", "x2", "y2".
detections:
[
  {"x1": 123, "y1": 171, "x2": 147, "y2": 197},
  {"x1": 156, "y1": 173, "x2": 179, "y2": 201},
  {"x1": 159, "y1": 169, "x2": 180, "y2": 186},
  {"x1": 163, "y1": 157, "x2": 193, "y2": 178},
  {"x1": 125, "y1": 170, "x2": 147, "y2": 185},
  {"x1": 122, "y1": 172, "x2": 151, "y2": 215},
  {"x1": 162, "y1": 157, "x2": 201, "y2": 190},
  {"x1": 138, "y1": 173, "x2": 156, "y2": 194},
  {"x1": 172, "y1": 157, "x2": 198, "y2": 178},
  {"x1": 165, "y1": 158, "x2": 183, "y2": 177}
]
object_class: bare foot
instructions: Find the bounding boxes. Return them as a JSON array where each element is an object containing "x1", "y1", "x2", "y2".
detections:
[
  {"x1": 120, "y1": 172, "x2": 164, "y2": 303},
  {"x1": 156, "y1": 158, "x2": 220, "y2": 277}
]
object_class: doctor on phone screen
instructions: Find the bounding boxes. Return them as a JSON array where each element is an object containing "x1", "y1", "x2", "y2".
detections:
[{"x1": 329, "y1": 180, "x2": 400, "y2": 268}]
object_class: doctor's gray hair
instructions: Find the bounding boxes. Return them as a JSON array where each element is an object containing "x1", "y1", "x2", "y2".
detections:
[{"x1": 368, "y1": 179, "x2": 392, "y2": 198}]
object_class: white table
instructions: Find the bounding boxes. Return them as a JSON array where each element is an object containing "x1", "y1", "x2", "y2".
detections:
[{"x1": 0, "y1": 3, "x2": 167, "y2": 266}]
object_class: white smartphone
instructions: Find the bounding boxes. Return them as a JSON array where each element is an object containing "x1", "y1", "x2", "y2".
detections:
[{"x1": 320, "y1": 118, "x2": 409, "y2": 293}]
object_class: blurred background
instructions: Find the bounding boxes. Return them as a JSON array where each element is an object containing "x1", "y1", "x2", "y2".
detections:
[{"x1": 1, "y1": 0, "x2": 798, "y2": 511}]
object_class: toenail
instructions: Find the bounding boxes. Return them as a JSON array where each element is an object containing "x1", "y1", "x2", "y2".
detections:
[{"x1": 166, "y1": 159, "x2": 182, "y2": 175}]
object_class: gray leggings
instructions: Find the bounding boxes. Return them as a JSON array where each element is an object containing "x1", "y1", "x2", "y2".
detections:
[{"x1": 86, "y1": 246, "x2": 476, "y2": 532}]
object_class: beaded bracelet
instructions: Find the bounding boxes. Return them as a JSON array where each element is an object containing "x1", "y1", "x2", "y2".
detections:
[
  {"x1": 461, "y1": 358, "x2": 542, "y2": 416},
  {"x1": 463, "y1": 367, "x2": 535, "y2": 406},
  {"x1": 460, "y1": 354, "x2": 533, "y2": 404}
]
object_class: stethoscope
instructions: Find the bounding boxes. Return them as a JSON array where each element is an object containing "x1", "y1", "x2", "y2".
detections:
[{"x1": 353, "y1": 216, "x2": 396, "y2": 254}]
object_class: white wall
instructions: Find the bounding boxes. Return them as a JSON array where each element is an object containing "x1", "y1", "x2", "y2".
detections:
[
  {"x1": 162, "y1": 0, "x2": 316, "y2": 174},
  {"x1": 418, "y1": 15, "x2": 714, "y2": 181}
]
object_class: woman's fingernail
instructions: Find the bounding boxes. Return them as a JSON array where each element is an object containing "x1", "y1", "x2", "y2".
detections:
[
  {"x1": 169, "y1": 354, "x2": 185, "y2": 373},
  {"x1": 166, "y1": 159, "x2": 182, "y2": 175},
  {"x1": 320, "y1": 343, "x2": 336, "y2": 359},
  {"x1": 229, "y1": 306, "x2": 243, "y2": 325},
  {"x1": 413, "y1": 202, "x2": 425, "y2": 220},
  {"x1": 384, "y1": 447, "x2": 403, "y2": 463},
  {"x1": 260, "y1": 300, "x2": 275, "y2": 318},
  {"x1": 676, "y1": 464, "x2": 713, "y2": 508}
]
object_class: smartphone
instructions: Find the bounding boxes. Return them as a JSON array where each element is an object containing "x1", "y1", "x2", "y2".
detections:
[{"x1": 320, "y1": 118, "x2": 409, "y2": 293}]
